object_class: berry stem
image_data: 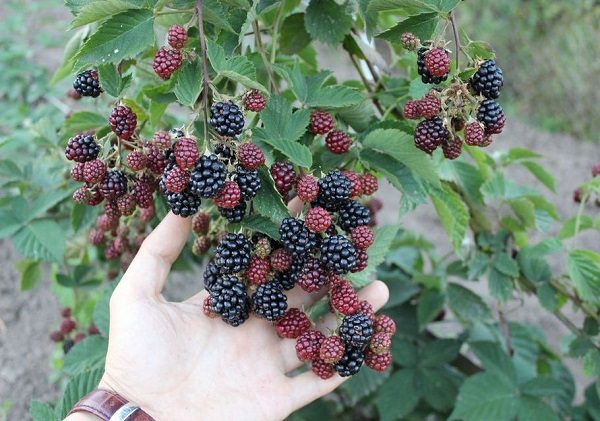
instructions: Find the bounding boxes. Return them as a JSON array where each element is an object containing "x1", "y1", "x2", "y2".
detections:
[
  {"x1": 252, "y1": 20, "x2": 280, "y2": 95},
  {"x1": 449, "y1": 11, "x2": 468, "y2": 67},
  {"x1": 269, "y1": 2, "x2": 285, "y2": 64},
  {"x1": 196, "y1": 0, "x2": 211, "y2": 142}
]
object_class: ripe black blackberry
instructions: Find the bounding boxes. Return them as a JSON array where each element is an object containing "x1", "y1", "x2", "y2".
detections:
[
  {"x1": 320, "y1": 235, "x2": 357, "y2": 274},
  {"x1": 166, "y1": 188, "x2": 200, "y2": 217},
  {"x1": 477, "y1": 99, "x2": 505, "y2": 130},
  {"x1": 73, "y1": 70, "x2": 102, "y2": 98},
  {"x1": 252, "y1": 282, "x2": 288, "y2": 321},
  {"x1": 214, "y1": 233, "x2": 252, "y2": 273},
  {"x1": 203, "y1": 262, "x2": 221, "y2": 293},
  {"x1": 314, "y1": 170, "x2": 351, "y2": 212},
  {"x1": 210, "y1": 101, "x2": 245, "y2": 137},
  {"x1": 98, "y1": 170, "x2": 128, "y2": 199},
  {"x1": 234, "y1": 167, "x2": 261, "y2": 200},
  {"x1": 189, "y1": 154, "x2": 226, "y2": 198},
  {"x1": 214, "y1": 143, "x2": 236, "y2": 166},
  {"x1": 414, "y1": 117, "x2": 448, "y2": 154},
  {"x1": 279, "y1": 218, "x2": 318, "y2": 256},
  {"x1": 65, "y1": 134, "x2": 100, "y2": 163},
  {"x1": 417, "y1": 47, "x2": 448, "y2": 84},
  {"x1": 470, "y1": 60, "x2": 504, "y2": 99},
  {"x1": 339, "y1": 313, "x2": 374, "y2": 347},
  {"x1": 273, "y1": 258, "x2": 303, "y2": 290},
  {"x1": 209, "y1": 274, "x2": 250, "y2": 326},
  {"x1": 338, "y1": 200, "x2": 371, "y2": 232},
  {"x1": 218, "y1": 201, "x2": 247, "y2": 223},
  {"x1": 333, "y1": 346, "x2": 364, "y2": 377}
]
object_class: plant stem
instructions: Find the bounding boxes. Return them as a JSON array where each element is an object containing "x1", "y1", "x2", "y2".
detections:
[
  {"x1": 269, "y1": 2, "x2": 284, "y2": 64},
  {"x1": 572, "y1": 191, "x2": 589, "y2": 249},
  {"x1": 449, "y1": 11, "x2": 461, "y2": 68},
  {"x1": 253, "y1": 20, "x2": 279, "y2": 94},
  {"x1": 155, "y1": 8, "x2": 195, "y2": 16},
  {"x1": 497, "y1": 307, "x2": 514, "y2": 355},
  {"x1": 348, "y1": 53, "x2": 386, "y2": 117},
  {"x1": 196, "y1": 0, "x2": 211, "y2": 141}
]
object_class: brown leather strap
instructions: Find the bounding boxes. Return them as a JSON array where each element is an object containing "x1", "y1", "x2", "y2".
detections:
[{"x1": 68, "y1": 389, "x2": 155, "y2": 420}]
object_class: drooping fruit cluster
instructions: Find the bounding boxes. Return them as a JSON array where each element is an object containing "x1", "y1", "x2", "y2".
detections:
[
  {"x1": 153, "y1": 24, "x2": 188, "y2": 79},
  {"x1": 403, "y1": 33, "x2": 506, "y2": 157},
  {"x1": 49, "y1": 307, "x2": 100, "y2": 354}
]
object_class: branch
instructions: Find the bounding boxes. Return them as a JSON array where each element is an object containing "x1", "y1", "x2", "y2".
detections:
[
  {"x1": 196, "y1": 0, "x2": 211, "y2": 141},
  {"x1": 449, "y1": 11, "x2": 461, "y2": 68},
  {"x1": 497, "y1": 307, "x2": 514, "y2": 355},
  {"x1": 252, "y1": 20, "x2": 279, "y2": 95}
]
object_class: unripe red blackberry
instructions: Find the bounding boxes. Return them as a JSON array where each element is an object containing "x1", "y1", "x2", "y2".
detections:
[
  {"x1": 140, "y1": 205, "x2": 155, "y2": 222},
  {"x1": 464, "y1": 122, "x2": 486, "y2": 146},
  {"x1": 374, "y1": 314, "x2": 396, "y2": 336},
  {"x1": 573, "y1": 188, "x2": 584, "y2": 204},
  {"x1": 309, "y1": 111, "x2": 334, "y2": 135},
  {"x1": 74, "y1": 333, "x2": 87, "y2": 344},
  {"x1": 297, "y1": 257, "x2": 329, "y2": 293},
  {"x1": 83, "y1": 159, "x2": 106, "y2": 184},
  {"x1": 99, "y1": 170, "x2": 128, "y2": 199},
  {"x1": 88, "y1": 228, "x2": 105, "y2": 245},
  {"x1": 319, "y1": 336, "x2": 345, "y2": 364},
  {"x1": 480, "y1": 134, "x2": 493, "y2": 147},
  {"x1": 203, "y1": 295, "x2": 218, "y2": 318},
  {"x1": 351, "y1": 249, "x2": 368, "y2": 273},
  {"x1": 442, "y1": 136, "x2": 463, "y2": 160},
  {"x1": 403, "y1": 100, "x2": 421, "y2": 120},
  {"x1": 400, "y1": 32, "x2": 419, "y2": 50},
  {"x1": 70, "y1": 163, "x2": 85, "y2": 182},
  {"x1": 305, "y1": 206, "x2": 332, "y2": 233},
  {"x1": 312, "y1": 359, "x2": 335, "y2": 379},
  {"x1": 132, "y1": 180, "x2": 153, "y2": 208},
  {"x1": 243, "y1": 90, "x2": 267, "y2": 112},
  {"x1": 165, "y1": 166, "x2": 190, "y2": 193},
  {"x1": 276, "y1": 308, "x2": 312, "y2": 339},
  {"x1": 104, "y1": 242, "x2": 121, "y2": 260},
  {"x1": 417, "y1": 47, "x2": 448, "y2": 84},
  {"x1": 173, "y1": 137, "x2": 199, "y2": 170},
  {"x1": 192, "y1": 236, "x2": 211, "y2": 256},
  {"x1": 369, "y1": 332, "x2": 392, "y2": 354},
  {"x1": 325, "y1": 130, "x2": 352, "y2": 154},
  {"x1": 73, "y1": 187, "x2": 90, "y2": 204},
  {"x1": 593, "y1": 163, "x2": 600, "y2": 178},
  {"x1": 365, "y1": 350, "x2": 391, "y2": 372},
  {"x1": 330, "y1": 280, "x2": 359, "y2": 315},
  {"x1": 167, "y1": 24, "x2": 188, "y2": 49},
  {"x1": 87, "y1": 189, "x2": 103, "y2": 206},
  {"x1": 73, "y1": 69, "x2": 102, "y2": 97},
  {"x1": 126, "y1": 151, "x2": 147, "y2": 171},
  {"x1": 60, "y1": 318, "x2": 76, "y2": 335},
  {"x1": 214, "y1": 181, "x2": 241, "y2": 209},
  {"x1": 358, "y1": 300, "x2": 375, "y2": 322},
  {"x1": 146, "y1": 147, "x2": 169, "y2": 174},
  {"x1": 270, "y1": 248, "x2": 293, "y2": 272},
  {"x1": 296, "y1": 329, "x2": 326, "y2": 361},
  {"x1": 153, "y1": 47, "x2": 183, "y2": 80},
  {"x1": 104, "y1": 200, "x2": 120, "y2": 219},
  {"x1": 360, "y1": 173, "x2": 378, "y2": 196},
  {"x1": 419, "y1": 92, "x2": 441, "y2": 119},
  {"x1": 296, "y1": 175, "x2": 319, "y2": 202},
  {"x1": 116, "y1": 194, "x2": 136, "y2": 216},
  {"x1": 151, "y1": 130, "x2": 172, "y2": 149},
  {"x1": 350, "y1": 225, "x2": 374, "y2": 250},
  {"x1": 424, "y1": 47, "x2": 450, "y2": 78},
  {"x1": 414, "y1": 117, "x2": 448, "y2": 154},
  {"x1": 192, "y1": 212, "x2": 210, "y2": 235},
  {"x1": 341, "y1": 170, "x2": 363, "y2": 198},
  {"x1": 97, "y1": 213, "x2": 118, "y2": 231},
  {"x1": 270, "y1": 161, "x2": 296, "y2": 196},
  {"x1": 237, "y1": 142, "x2": 265, "y2": 170},
  {"x1": 245, "y1": 256, "x2": 270, "y2": 285},
  {"x1": 50, "y1": 330, "x2": 65, "y2": 343},
  {"x1": 65, "y1": 134, "x2": 100, "y2": 163},
  {"x1": 109, "y1": 105, "x2": 137, "y2": 140}
]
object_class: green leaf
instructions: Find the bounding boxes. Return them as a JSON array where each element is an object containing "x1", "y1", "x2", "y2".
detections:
[
  {"x1": 377, "y1": 13, "x2": 438, "y2": 43},
  {"x1": 279, "y1": 13, "x2": 311, "y2": 55},
  {"x1": 417, "y1": 289, "x2": 445, "y2": 330},
  {"x1": 430, "y1": 184, "x2": 469, "y2": 254},
  {"x1": 470, "y1": 341, "x2": 516, "y2": 383},
  {"x1": 349, "y1": 225, "x2": 400, "y2": 287},
  {"x1": 305, "y1": 0, "x2": 353, "y2": 45},
  {"x1": 509, "y1": 198, "x2": 536, "y2": 229},
  {"x1": 30, "y1": 401, "x2": 54, "y2": 421},
  {"x1": 51, "y1": 28, "x2": 89, "y2": 84},
  {"x1": 583, "y1": 349, "x2": 600, "y2": 377},
  {"x1": 57, "y1": 368, "x2": 104, "y2": 419},
  {"x1": 447, "y1": 283, "x2": 493, "y2": 324},
  {"x1": 363, "y1": 129, "x2": 440, "y2": 187},
  {"x1": 341, "y1": 367, "x2": 390, "y2": 405},
  {"x1": 419, "y1": 339, "x2": 461, "y2": 368},
  {"x1": 520, "y1": 376, "x2": 564, "y2": 397},
  {"x1": 97, "y1": 63, "x2": 131, "y2": 97},
  {"x1": 519, "y1": 161, "x2": 555, "y2": 192},
  {"x1": 12, "y1": 219, "x2": 66, "y2": 263},
  {"x1": 241, "y1": 214, "x2": 281, "y2": 239},
  {"x1": 252, "y1": 168, "x2": 290, "y2": 225},
  {"x1": 375, "y1": 369, "x2": 420, "y2": 421},
  {"x1": 567, "y1": 249, "x2": 600, "y2": 305},
  {"x1": 468, "y1": 252, "x2": 490, "y2": 280},
  {"x1": 202, "y1": 0, "x2": 236, "y2": 33},
  {"x1": 419, "y1": 367, "x2": 461, "y2": 411},
  {"x1": 465, "y1": 41, "x2": 496, "y2": 60},
  {"x1": 488, "y1": 268, "x2": 513, "y2": 302},
  {"x1": 16, "y1": 259, "x2": 42, "y2": 291},
  {"x1": 63, "y1": 111, "x2": 107, "y2": 135},
  {"x1": 450, "y1": 373, "x2": 518, "y2": 421},
  {"x1": 173, "y1": 59, "x2": 202, "y2": 107},
  {"x1": 516, "y1": 396, "x2": 560, "y2": 421},
  {"x1": 306, "y1": 85, "x2": 364, "y2": 108},
  {"x1": 63, "y1": 336, "x2": 108, "y2": 376},
  {"x1": 69, "y1": 0, "x2": 143, "y2": 29},
  {"x1": 558, "y1": 215, "x2": 594, "y2": 240},
  {"x1": 206, "y1": 39, "x2": 267, "y2": 93},
  {"x1": 492, "y1": 252, "x2": 519, "y2": 277},
  {"x1": 75, "y1": 9, "x2": 155, "y2": 67}
]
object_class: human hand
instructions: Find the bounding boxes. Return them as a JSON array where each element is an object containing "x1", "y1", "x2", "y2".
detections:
[{"x1": 68, "y1": 201, "x2": 389, "y2": 420}]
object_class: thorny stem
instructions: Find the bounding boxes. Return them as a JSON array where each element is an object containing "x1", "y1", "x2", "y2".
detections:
[
  {"x1": 253, "y1": 20, "x2": 279, "y2": 94},
  {"x1": 448, "y1": 11, "x2": 461, "y2": 68},
  {"x1": 196, "y1": 0, "x2": 211, "y2": 142}
]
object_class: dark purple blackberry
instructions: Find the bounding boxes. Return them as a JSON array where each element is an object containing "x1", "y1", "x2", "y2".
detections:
[
  {"x1": 169, "y1": 128, "x2": 185, "y2": 139},
  {"x1": 234, "y1": 167, "x2": 261, "y2": 200},
  {"x1": 333, "y1": 346, "x2": 364, "y2": 377},
  {"x1": 65, "y1": 134, "x2": 100, "y2": 163},
  {"x1": 297, "y1": 257, "x2": 328, "y2": 292},
  {"x1": 219, "y1": 201, "x2": 247, "y2": 223},
  {"x1": 189, "y1": 154, "x2": 226, "y2": 198},
  {"x1": 477, "y1": 99, "x2": 505, "y2": 130},
  {"x1": 320, "y1": 235, "x2": 357, "y2": 274},
  {"x1": 279, "y1": 218, "x2": 318, "y2": 256},
  {"x1": 210, "y1": 101, "x2": 245, "y2": 137},
  {"x1": 159, "y1": 155, "x2": 177, "y2": 194},
  {"x1": 214, "y1": 143, "x2": 236, "y2": 165},
  {"x1": 338, "y1": 200, "x2": 371, "y2": 232},
  {"x1": 203, "y1": 262, "x2": 221, "y2": 293},
  {"x1": 273, "y1": 258, "x2": 303, "y2": 290},
  {"x1": 214, "y1": 233, "x2": 252, "y2": 273},
  {"x1": 414, "y1": 117, "x2": 448, "y2": 154},
  {"x1": 251, "y1": 282, "x2": 288, "y2": 321},
  {"x1": 470, "y1": 60, "x2": 503, "y2": 99},
  {"x1": 338, "y1": 313, "x2": 374, "y2": 347},
  {"x1": 417, "y1": 48, "x2": 448, "y2": 84},
  {"x1": 166, "y1": 188, "x2": 200, "y2": 217},
  {"x1": 314, "y1": 170, "x2": 351, "y2": 212},
  {"x1": 73, "y1": 70, "x2": 102, "y2": 98},
  {"x1": 98, "y1": 170, "x2": 128, "y2": 199},
  {"x1": 209, "y1": 274, "x2": 250, "y2": 326},
  {"x1": 63, "y1": 339, "x2": 75, "y2": 354}
]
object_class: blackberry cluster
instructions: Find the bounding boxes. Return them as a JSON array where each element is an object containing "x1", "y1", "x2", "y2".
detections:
[
  {"x1": 73, "y1": 70, "x2": 102, "y2": 98},
  {"x1": 210, "y1": 101, "x2": 245, "y2": 137},
  {"x1": 49, "y1": 307, "x2": 100, "y2": 354}
]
